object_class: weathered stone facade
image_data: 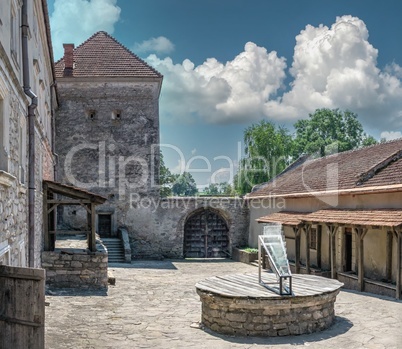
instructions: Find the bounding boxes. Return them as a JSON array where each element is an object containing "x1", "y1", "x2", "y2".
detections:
[{"x1": 0, "y1": 0, "x2": 56, "y2": 268}]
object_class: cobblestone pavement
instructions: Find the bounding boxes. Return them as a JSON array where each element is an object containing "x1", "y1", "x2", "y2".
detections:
[{"x1": 45, "y1": 260, "x2": 402, "y2": 349}]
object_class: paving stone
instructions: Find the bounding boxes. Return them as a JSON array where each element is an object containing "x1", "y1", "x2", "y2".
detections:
[{"x1": 45, "y1": 260, "x2": 402, "y2": 349}]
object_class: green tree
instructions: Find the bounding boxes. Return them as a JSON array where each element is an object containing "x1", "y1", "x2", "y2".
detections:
[
  {"x1": 172, "y1": 172, "x2": 198, "y2": 196},
  {"x1": 293, "y1": 108, "x2": 377, "y2": 158},
  {"x1": 235, "y1": 120, "x2": 294, "y2": 195},
  {"x1": 218, "y1": 182, "x2": 236, "y2": 196},
  {"x1": 159, "y1": 152, "x2": 174, "y2": 197},
  {"x1": 204, "y1": 183, "x2": 219, "y2": 195},
  {"x1": 203, "y1": 182, "x2": 235, "y2": 196}
]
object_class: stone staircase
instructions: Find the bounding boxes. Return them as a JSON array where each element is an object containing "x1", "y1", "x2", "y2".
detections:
[{"x1": 102, "y1": 238, "x2": 125, "y2": 263}]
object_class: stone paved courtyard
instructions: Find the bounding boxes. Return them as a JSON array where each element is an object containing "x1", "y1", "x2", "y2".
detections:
[{"x1": 45, "y1": 260, "x2": 402, "y2": 349}]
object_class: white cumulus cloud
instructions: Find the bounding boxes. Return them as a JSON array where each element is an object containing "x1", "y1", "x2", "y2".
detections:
[
  {"x1": 147, "y1": 15, "x2": 402, "y2": 131},
  {"x1": 380, "y1": 131, "x2": 402, "y2": 141},
  {"x1": 272, "y1": 15, "x2": 402, "y2": 129},
  {"x1": 147, "y1": 42, "x2": 287, "y2": 124},
  {"x1": 50, "y1": 0, "x2": 121, "y2": 60},
  {"x1": 133, "y1": 36, "x2": 175, "y2": 55}
]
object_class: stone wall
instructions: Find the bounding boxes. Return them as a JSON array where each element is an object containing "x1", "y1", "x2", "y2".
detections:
[
  {"x1": 197, "y1": 289, "x2": 339, "y2": 337},
  {"x1": 42, "y1": 247, "x2": 108, "y2": 290},
  {"x1": 127, "y1": 197, "x2": 249, "y2": 259}
]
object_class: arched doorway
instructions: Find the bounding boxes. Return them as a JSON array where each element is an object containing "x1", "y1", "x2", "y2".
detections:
[{"x1": 183, "y1": 209, "x2": 229, "y2": 258}]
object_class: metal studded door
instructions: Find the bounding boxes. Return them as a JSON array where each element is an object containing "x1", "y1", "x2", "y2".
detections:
[{"x1": 183, "y1": 209, "x2": 229, "y2": 258}]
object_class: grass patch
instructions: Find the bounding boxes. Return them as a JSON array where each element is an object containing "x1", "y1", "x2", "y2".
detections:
[{"x1": 240, "y1": 247, "x2": 258, "y2": 253}]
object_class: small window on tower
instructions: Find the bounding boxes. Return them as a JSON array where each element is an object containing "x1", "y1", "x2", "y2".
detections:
[
  {"x1": 86, "y1": 109, "x2": 96, "y2": 120},
  {"x1": 112, "y1": 110, "x2": 122, "y2": 120}
]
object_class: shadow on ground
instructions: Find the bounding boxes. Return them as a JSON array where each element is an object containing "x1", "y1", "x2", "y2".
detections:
[
  {"x1": 46, "y1": 288, "x2": 108, "y2": 297},
  {"x1": 109, "y1": 258, "x2": 235, "y2": 269}
]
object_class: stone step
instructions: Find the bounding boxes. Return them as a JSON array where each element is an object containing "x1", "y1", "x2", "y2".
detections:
[{"x1": 102, "y1": 238, "x2": 126, "y2": 263}]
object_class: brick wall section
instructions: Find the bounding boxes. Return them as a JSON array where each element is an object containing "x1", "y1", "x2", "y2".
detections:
[
  {"x1": 197, "y1": 289, "x2": 339, "y2": 336},
  {"x1": 42, "y1": 249, "x2": 108, "y2": 290}
]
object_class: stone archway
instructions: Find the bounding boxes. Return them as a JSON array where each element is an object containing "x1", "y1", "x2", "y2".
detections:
[{"x1": 183, "y1": 208, "x2": 229, "y2": 258}]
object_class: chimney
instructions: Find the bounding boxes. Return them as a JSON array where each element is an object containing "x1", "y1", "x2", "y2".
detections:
[{"x1": 63, "y1": 43, "x2": 74, "y2": 77}]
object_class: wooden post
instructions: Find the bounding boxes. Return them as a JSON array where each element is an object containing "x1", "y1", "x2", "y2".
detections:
[
  {"x1": 396, "y1": 229, "x2": 401, "y2": 300},
  {"x1": 328, "y1": 225, "x2": 337, "y2": 279},
  {"x1": 357, "y1": 228, "x2": 368, "y2": 292},
  {"x1": 294, "y1": 228, "x2": 301, "y2": 274},
  {"x1": 386, "y1": 231, "x2": 393, "y2": 282},
  {"x1": 317, "y1": 225, "x2": 322, "y2": 269},
  {"x1": 43, "y1": 184, "x2": 49, "y2": 251},
  {"x1": 90, "y1": 203, "x2": 97, "y2": 252},
  {"x1": 305, "y1": 225, "x2": 310, "y2": 274}
]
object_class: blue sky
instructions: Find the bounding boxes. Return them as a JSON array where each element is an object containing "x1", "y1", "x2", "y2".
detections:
[{"x1": 48, "y1": 0, "x2": 402, "y2": 188}]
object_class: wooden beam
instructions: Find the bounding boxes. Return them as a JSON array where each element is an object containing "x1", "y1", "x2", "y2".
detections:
[
  {"x1": 90, "y1": 203, "x2": 97, "y2": 252},
  {"x1": 47, "y1": 204, "x2": 58, "y2": 214},
  {"x1": 305, "y1": 225, "x2": 311, "y2": 274},
  {"x1": 43, "y1": 185, "x2": 49, "y2": 251},
  {"x1": 396, "y1": 229, "x2": 401, "y2": 300},
  {"x1": 326, "y1": 225, "x2": 337, "y2": 279},
  {"x1": 357, "y1": 228, "x2": 367, "y2": 292},
  {"x1": 46, "y1": 199, "x2": 92, "y2": 205},
  {"x1": 317, "y1": 225, "x2": 322, "y2": 269},
  {"x1": 81, "y1": 203, "x2": 91, "y2": 214},
  {"x1": 293, "y1": 227, "x2": 301, "y2": 274},
  {"x1": 48, "y1": 230, "x2": 91, "y2": 235},
  {"x1": 386, "y1": 231, "x2": 393, "y2": 282}
]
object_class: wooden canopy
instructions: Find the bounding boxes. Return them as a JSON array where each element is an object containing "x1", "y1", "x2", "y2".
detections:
[
  {"x1": 257, "y1": 208, "x2": 402, "y2": 299},
  {"x1": 257, "y1": 208, "x2": 402, "y2": 228},
  {"x1": 257, "y1": 211, "x2": 312, "y2": 226},
  {"x1": 43, "y1": 181, "x2": 107, "y2": 252}
]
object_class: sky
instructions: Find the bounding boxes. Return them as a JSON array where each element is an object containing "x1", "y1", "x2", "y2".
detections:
[{"x1": 48, "y1": 0, "x2": 402, "y2": 188}]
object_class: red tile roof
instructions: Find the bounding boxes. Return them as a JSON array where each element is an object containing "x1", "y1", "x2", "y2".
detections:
[
  {"x1": 54, "y1": 31, "x2": 162, "y2": 78},
  {"x1": 257, "y1": 211, "x2": 312, "y2": 226},
  {"x1": 248, "y1": 138, "x2": 402, "y2": 198},
  {"x1": 258, "y1": 209, "x2": 402, "y2": 227}
]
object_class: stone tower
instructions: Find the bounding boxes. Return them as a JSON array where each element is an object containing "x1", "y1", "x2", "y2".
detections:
[{"x1": 54, "y1": 32, "x2": 163, "y2": 255}]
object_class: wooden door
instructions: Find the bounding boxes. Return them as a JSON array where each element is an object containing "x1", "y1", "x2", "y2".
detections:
[
  {"x1": 184, "y1": 209, "x2": 229, "y2": 258},
  {"x1": 98, "y1": 214, "x2": 112, "y2": 237},
  {"x1": 344, "y1": 231, "x2": 353, "y2": 272},
  {"x1": 0, "y1": 265, "x2": 45, "y2": 349}
]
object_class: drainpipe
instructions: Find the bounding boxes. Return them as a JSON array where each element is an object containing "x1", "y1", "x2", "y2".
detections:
[{"x1": 22, "y1": 0, "x2": 38, "y2": 268}]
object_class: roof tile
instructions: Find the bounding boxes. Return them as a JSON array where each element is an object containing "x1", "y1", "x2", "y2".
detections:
[
  {"x1": 54, "y1": 31, "x2": 162, "y2": 78},
  {"x1": 248, "y1": 138, "x2": 402, "y2": 198}
]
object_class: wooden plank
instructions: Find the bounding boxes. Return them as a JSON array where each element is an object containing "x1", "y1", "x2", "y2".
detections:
[
  {"x1": 386, "y1": 231, "x2": 393, "y2": 281},
  {"x1": 0, "y1": 265, "x2": 45, "y2": 348},
  {"x1": 317, "y1": 225, "x2": 322, "y2": 269},
  {"x1": 49, "y1": 230, "x2": 90, "y2": 235},
  {"x1": 43, "y1": 186, "x2": 49, "y2": 251},
  {"x1": 294, "y1": 228, "x2": 301, "y2": 274},
  {"x1": 0, "y1": 266, "x2": 45, "y2": 280},
  {"x1": 90, "y1": 204, "x2": 97, "y2": 252},
  {"x1": 305, "y1": 226, "x2": 311, "y2": 274},
  {"x1": 358, "y1": 229, "x2": 366, "y2": 292},
  {"x1": 330, "y1": 226, "x2": 337, "y2": 279},
  {"x1": 396, "y1": 230, "x2": 401, "y2": 300},
  {"x1": 197, "y1": 273, "x2": 342, "y2": 299},
  {"x1": 47, "y1": 199, "x2": 91, "y2": 204}
]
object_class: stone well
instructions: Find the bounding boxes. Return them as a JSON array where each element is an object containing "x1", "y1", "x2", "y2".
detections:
[{"x1": 196, "y1": 273, "x2": 343, "y2": 337}]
